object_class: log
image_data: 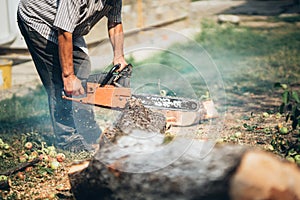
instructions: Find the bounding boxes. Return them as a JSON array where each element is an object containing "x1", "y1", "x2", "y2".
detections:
[
  {"x1": 69, "y1": 143, "x2": 300, "y2": 200},
  {"x1": 0, "y1": 157, "x2": 40, "y2": 191},
  {"x1": 0, "y1": 158, "x2": 40, "y2": 176},
  {"x1": 69, "y1": 141, "x2": 246, "y2": 200},
  {"x1": 68, "y1": 99, "x2": 300, "y2": 200}
]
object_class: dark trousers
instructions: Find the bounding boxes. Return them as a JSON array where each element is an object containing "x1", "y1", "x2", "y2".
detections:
[{"x1": 17, "y1": 15, "x2": 101, "y2": 146}]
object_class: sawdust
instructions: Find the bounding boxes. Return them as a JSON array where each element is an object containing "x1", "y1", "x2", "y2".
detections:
[{"x1": 102, "y1": 99, "x2": 166, "y2": 143}]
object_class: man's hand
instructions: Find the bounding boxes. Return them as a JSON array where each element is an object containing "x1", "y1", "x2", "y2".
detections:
[
  {"x1": 63, "y1": 74, "x2": 85, "y2": 96},
  {"x1": 113, "y1": 56, "x2": 128, "y2": 72}
]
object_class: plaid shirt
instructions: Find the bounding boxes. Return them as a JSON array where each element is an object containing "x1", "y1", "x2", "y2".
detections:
[{"x1": 18, "y1": 0, "x2": 122, "y2": 50}]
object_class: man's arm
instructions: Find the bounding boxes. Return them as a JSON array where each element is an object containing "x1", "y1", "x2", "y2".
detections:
[
  {"x1": 58, "y1": 29, "x2": 84, "y2": 96},
  {"x1": 108, "y1": 22, "x2": 127, "y2": 71}
]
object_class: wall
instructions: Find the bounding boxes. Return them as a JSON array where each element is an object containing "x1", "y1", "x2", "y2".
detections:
[
  {"x1": 0, "y1": 0, "x2": 19, "y2": 46},
  {"x1": 1, "y1": 0, "x2": 190, "y2": 49},
  {"x1": 86, "y1": 0, "x2": 190, "y2": 45}
]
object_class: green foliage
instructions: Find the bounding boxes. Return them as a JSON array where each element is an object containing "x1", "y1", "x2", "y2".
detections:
[
  {"x1": 270, "y1": 131, "x2": 300, "y2": 163},
  {"x1": 275, "y1": 83, "x2": 300, "y2": 130},
  {"x1": 270, "y1": 83, "x2": 300, "y2": 163},
  {"x1": 243, "y1": 123, "x2": 257, "y2": 131}
]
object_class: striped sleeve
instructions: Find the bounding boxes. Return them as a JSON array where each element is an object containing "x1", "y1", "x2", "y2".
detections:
[
  {"x1": 106, "y1": 0, "x2": 122, "y2": 23},
  {"x1": 53, "y1": 0, "x2": 81, "y2": 33}
]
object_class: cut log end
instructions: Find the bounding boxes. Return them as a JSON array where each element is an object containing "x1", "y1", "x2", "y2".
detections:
[
  {"x1": 68, "y1": 161, "x2": 90, "y2": 175},
  {"x1": 230, "y1": 151, "x2": 300, "y2": 200}
]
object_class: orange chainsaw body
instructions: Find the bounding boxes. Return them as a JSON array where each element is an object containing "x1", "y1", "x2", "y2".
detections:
[
  {"x1": 63, "y1": 82, "x2": 218, "y2": 126},
  {"x1": 63, "y1": 83, "x2": 131, "y2": 109}
]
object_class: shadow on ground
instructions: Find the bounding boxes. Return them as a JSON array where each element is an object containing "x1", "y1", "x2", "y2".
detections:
[{"x1": 220, "y1": 0, "x2": 300, "y2": 16}]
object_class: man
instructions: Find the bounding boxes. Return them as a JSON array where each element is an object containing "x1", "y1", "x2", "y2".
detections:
[{"x1": 17, "y1": 0, "x2": 127, "y2": 152}]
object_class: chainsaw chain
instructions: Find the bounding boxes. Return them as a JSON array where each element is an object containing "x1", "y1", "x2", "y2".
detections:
[{"x1": 132, "y1": 94, "x2": 199, "y2": 112}]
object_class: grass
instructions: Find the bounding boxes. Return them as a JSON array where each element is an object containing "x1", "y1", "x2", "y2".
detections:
[
  {"x1": 0, "y1": 86, "x2": 51, "y2": 135},
  {"x1": 195, "y1": 19, "x2": 300, "y2": 96},
  {"x1": 194, "y1": 21, "x2": 297, "y2": 79}
]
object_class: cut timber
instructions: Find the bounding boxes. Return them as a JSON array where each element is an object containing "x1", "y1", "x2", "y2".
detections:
[
  {"x1": 69, "y1": 145, "x2": 300, "y2": 200},
  {"x1": 68, "y1": 161, "x2": 90, "y2": 175},
  {"x1": 230, "y1": 151, "x2": 300, "y2": 200},
  {"x1": 69, "y1": 143, "x2": 246, "y2": 200}
]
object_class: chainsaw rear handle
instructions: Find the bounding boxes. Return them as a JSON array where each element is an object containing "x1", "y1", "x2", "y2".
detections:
[
  {"x1": 99, "y1": 63, "x2": 133, "y2": 87},
  {"x1": 99, "y1": 64, "x2": 121, "y2": 87},
  {"x1": 62, "y1": 79, "x2": 87, "y2": 98}
]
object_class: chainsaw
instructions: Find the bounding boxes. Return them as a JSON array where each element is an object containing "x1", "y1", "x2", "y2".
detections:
[{"x1": 62, "y1": 64, "x2": 218, "y2": 126}]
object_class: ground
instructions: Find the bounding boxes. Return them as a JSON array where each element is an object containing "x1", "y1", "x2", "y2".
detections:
[{"x1": 1, "y1": 1, "x2": 300, "y2": 199}]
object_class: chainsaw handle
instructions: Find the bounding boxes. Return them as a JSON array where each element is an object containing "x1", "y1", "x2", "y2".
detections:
[
  {"x1": 99, "y1": 64, "x2": 120, "y2": 87},
  {"x1": 62, "y1": 79, "x2": 87, "y2": 98}
]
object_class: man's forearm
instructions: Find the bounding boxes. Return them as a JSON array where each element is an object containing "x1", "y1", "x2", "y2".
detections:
[
  {"x1": 58, "y1": 29, "x2": 84, "y2": 96},
  {"x1": 58, "y1": 29, "x2": 74, "y2": 78},
  {"x1": 108, "y1": 22, "x2": 124, "y2": 60}
]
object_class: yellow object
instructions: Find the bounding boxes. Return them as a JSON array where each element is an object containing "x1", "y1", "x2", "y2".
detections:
[{"x1": 0, "y1": 59, "x2": 13, "y2": 89}]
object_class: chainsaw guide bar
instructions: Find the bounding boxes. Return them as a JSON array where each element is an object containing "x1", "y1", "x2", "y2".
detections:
[{"x1": 132, "y1": 94, "x2": 200, "y2": 112}]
